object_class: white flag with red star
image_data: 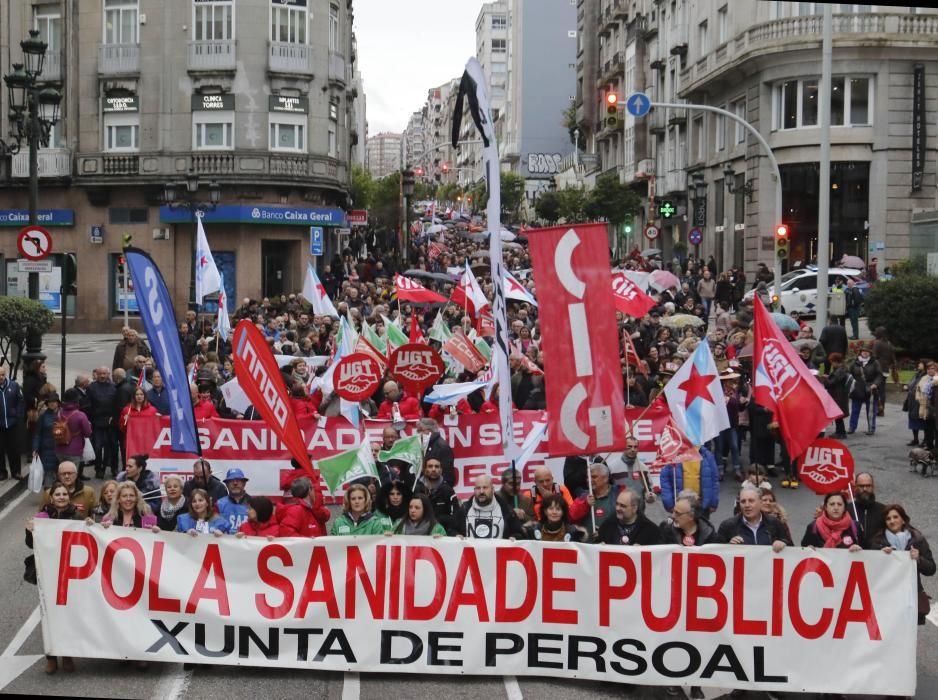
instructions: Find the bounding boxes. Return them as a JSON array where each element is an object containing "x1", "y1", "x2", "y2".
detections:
[
  {"x1": 662, "y1": 339, "x2": 729, "y2": 446},
  {"x1": 194, "y1": 214, "x2": 221, "y2": 303},
  {"x1": 505, "y1": 270, "x2": 537, "y2": 306},
  {"x1": 302, "y1": 262, "x2": 339, "y2": 318}
]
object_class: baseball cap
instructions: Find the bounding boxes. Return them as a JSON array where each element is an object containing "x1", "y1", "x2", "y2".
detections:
[{"x1": 224, "y1": 468, "x2": 249, "y2": 482}]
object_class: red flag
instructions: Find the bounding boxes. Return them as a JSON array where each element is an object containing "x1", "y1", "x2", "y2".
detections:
[
  {"x1": 611, "y1": 271, "x2": 656, "y2": 318},
  {"x1": 395, "y1": 274, "x2": 447, "y2": 304},
  {"x1": 409, "y1": 313, "x2": 425, "y2": 343},
  {"x1": 353, "y1": 335, "x2": 387, "y2": 374},
  {"x1": 622, "y1": 331, "x2": 647, "y2": 376},
  {"x1": 450, "y1": 263, "x2": 488, "y2": 316},
  {"x1": 527, "y1": 223, "x2": 627, "y2": 457},
  {"x1": 476, "y1": 305, "x2": 495, "y2": 337},
  {"x1": 752, "y1": 297, "x2": 843, "y2": 460},
  {"x1": 649, "y1": 416, "x2": 701, "y2": 468},
  {"x1": 443, "y1": 329, "x2": 487, "y2": 373},
  {"x1": 232, "y1": 320, "x2": 314, "y2": 475}
]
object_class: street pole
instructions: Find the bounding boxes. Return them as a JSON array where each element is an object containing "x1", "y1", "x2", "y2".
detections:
[
  {"x1": 123, "y1": 263, "x2": 130, "y2": 327},
  {"x1": 815, "y1": 4, "x2": 833, "y2": 329},
  {"x1": 650, "y1": 101, "x2": 783, "y2": 299},
  {"x1": 27, "y1": 91, "x2": 39, "y2": 301}
]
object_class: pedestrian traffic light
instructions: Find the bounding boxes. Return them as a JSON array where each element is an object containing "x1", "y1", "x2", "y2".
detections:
[
  {"x1": 774, "y1": 224, "x2": 789, "y2": 262},
  {"x1": 605, "y1": 91, "x2": 620, "y2": 129},
  {"x1": 122, "y1": 233, "x2": 133, "y2": 250},
  {"x1": 117, "y1": 254, "x2": 125, "y2": 274}
]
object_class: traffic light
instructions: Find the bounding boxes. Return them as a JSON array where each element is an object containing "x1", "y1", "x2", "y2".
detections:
[
  {"x1": 605, "y1": 91, "x2": 620, "y2": 129},
  {"x1": 415, "y1": 167, "x2": 424, "y2": 177},
  {"x1": 117, "y1": 254, "x2": 125, "y2": 274},
  {"x1": 122, "y1": 233, "x2": 133, "y2": 249},
  {"x1": 441, "y1": 162, "x2": 449, "y2": 173},
  {"x1": 774, "y1": 224, "x2": 789, "y2": 262},
  {"x1": 659, "y1": 200, "x2": 676, "y2": 219}
]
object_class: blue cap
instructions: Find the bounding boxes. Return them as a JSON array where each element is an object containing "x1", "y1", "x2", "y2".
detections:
[{"x1": 224, "y1": 468, "x2": 248, "y2": 482}]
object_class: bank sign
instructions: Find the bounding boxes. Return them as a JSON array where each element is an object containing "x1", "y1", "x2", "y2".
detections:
[
  {"x1": 0, "y1": 209, "x2": 75, "y2": 227},
  {"x1": 159, "y1": 205, "x2": 346, "y2": 226}
]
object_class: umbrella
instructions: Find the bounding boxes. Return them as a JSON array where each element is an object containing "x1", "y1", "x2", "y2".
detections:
[
  {"x1": 470, "y1": 250, "x2": 490, "y2": 259},
  {"x1": 839, "y1": 255, "x2": 864, "y2": 269},
  {"x1": 661, "y1": 314, "x2": 705, "y2": 329},
  {"x1": 641, "y1": 248, "x2": 662, "y2": 258},
  {"x1": 649, "y1": 269, "x2": 680, "y2": 291},
  {"x1": 503, "y1": 242, "x2": 524, "y2": 250},
  {"x1": 404, "y1": 270, "x2": 457, "y2": 283},
  {"x1": 426, "y1": 224, "x2": 446, "y2": 233},
  {"x1": 769, "y1": 312, "x2": 800, "y2": 332},
  {"x1": 791, "y1": 338, "x2": 819, "y2": 350}
]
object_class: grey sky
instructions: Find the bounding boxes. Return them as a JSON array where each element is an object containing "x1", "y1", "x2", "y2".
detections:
[{"x1": 353, "y1": 0, "x2": 487, "y2": 135}]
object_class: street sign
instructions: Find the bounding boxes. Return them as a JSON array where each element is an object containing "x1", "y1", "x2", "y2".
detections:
[
  {"x1": 625, "y1": 92, "x2": 651, "y2": 118},
  {"x1": 89, "y1": 225, "x2": 104, "y2": 244},
  {"x1": 688, "y1": 227, "x2": 703, "y2": 246},
  {"x1": 17, "y1": 259, "x2": 52, "y2": 273},
  {"x1": 658, "y1": 200, "x2": 676, "y2": 219},
  {"x1": 17, "y1": 225, "x2": 52, "y2": 260},
  {"x1": 309, "y1": 226, "x2": 324, "y2": 256},
  {"x1": 644, "y1": 224, "x2": 660, "y2": 241}
]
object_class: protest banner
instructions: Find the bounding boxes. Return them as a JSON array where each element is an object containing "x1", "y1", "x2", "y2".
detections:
[
  {"x1": 127, "y1": 408, "x2": 672, "y2": 500},
  {"x1": 33, "y1": 520, "x2": 917, "y2": 696}
]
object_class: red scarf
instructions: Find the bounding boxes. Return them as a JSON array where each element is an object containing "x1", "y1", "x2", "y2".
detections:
[{"x1": 814, "y1": 513, "x2": 853, "y2": 548}]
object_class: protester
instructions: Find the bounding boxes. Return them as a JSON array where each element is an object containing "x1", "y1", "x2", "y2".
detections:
[
  {"x1": 462, "y1": 474, "x2": 524, "y2": 539},
  {"x1": 236, "y1": 496, "x2": 280, "y2": 539},
  {"x1": 87, "y1": 366, "x2": 118, "y2": 478},
  {"x1": 157, "y1": 476, "x2": 187, "y2": 532},
  {"x1": 717, "y1": 484, "x2": 790, "y2": 550},
  {"x1": 849, "y1": 472, "x2": 886, "y2": 547},
  {"x1": 581, "y1": 461, "x2": 617, "y2": 537},
  {"x1": 821, "y1": 353, "x2": 850, "y2": 439},
  {"x1": 374, "y1": 478, "x2": 412, "y2": 530},
  {"x1": 119, "y1": 387, "x2": 157, "y2": 436},
  {"x1": 376, "y1": 380, "x2": 422, "y2": 421},
  {"x1": 613, "y1": 436, "x2": 655, "y2": 508},
  {"x1": 759, "y1": 488, "x2": 793, "y2": 544},
  {"x1": 416, "y1": 417, "x2": 455, "y2": 485},
  {"x1": 277, "y1": 476, "x2": 330, "y2": 537},
  {"x1": 176, "y1": 488, "x2": 230, "y2": 535},
  {"x1": 40, "y1": 461, "x2": 96, "y2": 516},
  {"x1": 413, "y1": 457, "x2": 463, "y2": 536},
  {"x1": 183, "y1": 458, "x2": 229, "y2": 503},
  {"x1": 116, "y1": 453, "x2": 162, "y2": 513},
  {"x1": 216, "y1": 468, "x2": 251, "y2": 532},
  {"x1": 0, "y1": 365, "x2": 25, "y2": 480},
  {"x1": 100, "y1": 482, "x2": 159, "y2": 530},
  {"x1": 660, "y1": 492, "x2": 718, "y2": 546},
  {"x1": 145, "y1": 370, "x2": 170, "y2": 416},
  {"x1": 659, "y1": 446, "x2": 719, "y2": 514},
  {"x1": 329, "y1": 483, "x2": 386, "y2": 535},
  {"x1": 904, "y1": 360, "x2": 934, "y2": 448},
  {"x1": 91, "y1": 480, "x2": 119, "y2": 523},
  {"x1": 801, "y1": 491, "x2": 862, "y2": 551},
  {"x1": 54, "y1": 388, "x2": 92, "y2": 473},
  {"x1": 31, "y1": 392, "x2": 62, "y2": 487},
  {"x1": 526, "y1": 493, "x2": 585, "y2": 542},
  {"x1": 498, "y1": 467, "x2": 534, "y2": 524},
  {"x1": 596, "y1": 488, "x2": 662, "y2": 546},
  {"x1": 526, "y1": 466, "x2": 588, "y2": 521},
  {"x1": 394, "y1": 494, "x2": 446, "y2": 536}
]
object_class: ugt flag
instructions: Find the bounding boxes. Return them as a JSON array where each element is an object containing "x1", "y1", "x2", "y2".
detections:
[
  {"x1": 663, "y1": 339, "x2": 729, "y2": 446},
  {"x1": 124, "y1": 249, "x2": 200, "y2": 455},
  {"x1": 194, "y1": 214, "x2": 222, "y2": 303},
  {"x1": 752, "y1": 297, "x2": 843, "y2": 459}
]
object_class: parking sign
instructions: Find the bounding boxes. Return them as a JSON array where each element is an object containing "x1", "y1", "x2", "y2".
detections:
[{"x1": 310, "y1": 226, "x2": 323, "y2": 256}]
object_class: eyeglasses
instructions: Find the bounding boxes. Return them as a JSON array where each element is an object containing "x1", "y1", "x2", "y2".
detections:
[{"x1": 673, "y1": 509, "x2": 692, "y2": 517}]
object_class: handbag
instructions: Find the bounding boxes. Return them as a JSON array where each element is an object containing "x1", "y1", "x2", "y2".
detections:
[
  {"x1": 919, "y1": 590, "x2": 931, "y2": 624},
  {"x1": 81, "y1": 437, "x2": 95, "y2": 464},
  {"x1": 27, "y1": 455, "x2": 44, "y2": 494}
]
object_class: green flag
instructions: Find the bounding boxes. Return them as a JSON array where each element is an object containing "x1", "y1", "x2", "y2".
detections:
[
  {"x1": 378, "y1": 435, "x2": 425, "y2": 468},
  {"x1": 474, "y1": 337, "x2": 491, "y2": 361},
  {"x1": 362, "y1": 320, "x2": 387, "y2": 357},
  {"x1": 429, "y1": 313, "x2": 453, "y2": 343},
  {"x1": 316, "y1": 441, "x2": 378, "y2": 494},
  {"x1": 381, "y1": 314, "x2": 409, "y2": 349}
]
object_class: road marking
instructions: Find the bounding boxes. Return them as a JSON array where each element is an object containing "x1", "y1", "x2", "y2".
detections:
[
  {"x1": 0, "y1": 606, "x2": 42, "y2": 692},
  {"x1": 927, "y1": 601, "x2": 938, "y2": 627},
  {"x1": 342, "y1": 672, "x2": 360, "y2": 700},
  {"x1": 503, "y1": 675, "x2": 523, "y2": 700},
  {"x1": 0, "y1": 490, "x2": 30, "y2": 522},
  {"x1": 151, "y1": 663, "x2": 193, "y2": 700}
]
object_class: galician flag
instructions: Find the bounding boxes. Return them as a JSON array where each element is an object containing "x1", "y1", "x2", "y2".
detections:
[
  {"x1": 316, "y1": 441, "x2": 379, "y2": 494},
  {"x1": 194, "y1": 214, "x2": 221, "y2": 303},
  {"x1": 424, "y1": 378, "x2": 491, "y2": 406},
  {"x1": 450, "y1": 261, "x2": 488, "y2": 315},
  {"x1": 378, "y1": 435, "x2": 424, "y2": 468},
  {"x1": 302, "y1": 262, "x2": 339, "y2": 318},
  {"x1": 362, "y1": 320, "x2": 387, "y2": 356},
  {"x1": 662, "y1": 339, "x2": 729, "y2": 446},
  {"x1": 216, "y1": 274, "x2": 231, "y2": 342},
  {"x1": 505, "y1": 270, "x2": 537, "y2": 306},
  {"x1": 429, "y1": 313, "x2": 453, "y2": 343},
  {"x1": 381, "y1": 314, "x2": 409, "y2": 350}
]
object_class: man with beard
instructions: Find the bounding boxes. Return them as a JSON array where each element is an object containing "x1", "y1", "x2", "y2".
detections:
[
  {"x1": 596, "y1": 488, "x2": 661, "y2": 545},
  {"x1": 848, "y1": 472, "x2": 885, "y2": 547},
  {"x1": 183, "y1": 458, "x2": 229, "y2": 504},
  {"x1": 462, "y1": 474, "x2": 524, "y2": 539}
]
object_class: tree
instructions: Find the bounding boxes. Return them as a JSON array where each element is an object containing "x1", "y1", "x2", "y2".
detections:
[
  {"x1": 500, "y1": 172, "x2": 526, "y2": 222},
  {"x1": 585, "y1": 174, "x2": 642, "y2": 227},
  {"x1": 562, "y1": 103, "x2": 579, "y2": 146},
  {"x1": 557, "y1": 186, "x2": 589, "y2": 223},
  {"x1": 371, "y1": 171, "x2": 402, "y2": 231},
  {"x1": 350, "y1": 165, "x2": 374, "y2": 209},
  {"x1": 0, "y1": 297, "x2": 55, "y2": 380},
  {"x1": 863, "y1": 274, "x2": 938, "y2": 356},
  {"x1": 534, "y1": 190, "x2": 562, "y2": 225}
]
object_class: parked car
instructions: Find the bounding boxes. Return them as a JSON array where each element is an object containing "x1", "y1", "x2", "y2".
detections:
[{"x1": 744, "y1": 266, "x2": 866, "y2": 316}]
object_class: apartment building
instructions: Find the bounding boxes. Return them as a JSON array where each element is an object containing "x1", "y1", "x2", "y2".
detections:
[
  {"x1": 0, "y1": 0, "x2": 360, "y2": 330},
  {"x1": 365, "y1": 132, "x2": 402, "y2": 179}
]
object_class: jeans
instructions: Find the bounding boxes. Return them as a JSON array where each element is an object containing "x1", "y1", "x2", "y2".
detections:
[
  {"x1": 714, "y1": 427, "x2": 741, "y2": 473},
  {"x1": 849, "y1": 395, "x2": 878, "y2": 433}
]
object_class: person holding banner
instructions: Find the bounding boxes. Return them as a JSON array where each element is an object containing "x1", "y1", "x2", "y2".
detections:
[
  {"x1": 176, "y1": 489, "x2": 230, "y2": 536},
  {"x1": 394, "y1": 494, "x2": 446, "y2": 537},
  {"x1": 236, "y1": 497, "x2": 280, "y2": 539},
  {"x1": 801, "y1": 492, "x2": 863, "y2": 551},
  {"x1": 717, "y1": 484, "x2": 790, "y2": 551},
  {"x1": 328, "y1": 483, "x2": 386, "y2": 536},
  {"x1": 277, "y1": 477, "x2": 330, "y2": 538},
  {"x1": 596, "y1": 489, "x2": 662, "y2": 546},
  {"x1": 462, "y1": 474, "x2": 525, "y2": 540},
  {"x1": 660, "y1": 492, "x2": 718, "y2": 547},
  {"x1": 99, "y1": 482, "x2": 159, "y2": 531},
  {"x1": 527, "y1": 494, "x2": 585, "y2": 543},
  {"x1": 156, "y1": 476, "x2": 186, "y2": 532},
  {"x1": 413, "y1": 458, "x2": 463, "y2": 536}
]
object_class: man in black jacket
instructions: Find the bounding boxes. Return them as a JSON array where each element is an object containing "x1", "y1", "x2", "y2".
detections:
[
  {"x1": 717, "y1": 484, "x2": 791, "y2": 551},
  {"x1": 819, "y1": 322, "x2": 848, "y2": 373},
  {"x1": 87, "y1": 366, "x2": 118, "y2": 478},
  {"x1": 413, "y1": 457, "x2": 463, "y2": 536},
  {"x1": 0, "y1": 365, "x2": 24, "y2": 480},
  {"x1": 417, "y1": 418, "x2": 455, "y2": 485},
  {"x1": 183, "y1": 458, "x2": 229, "y2": 505},
  {"x1": 462, "y1": 474, "x2": 524, "y2": 539},
  {"x1": 597, "y1": 489, "x2": 662, "y2": 545},
  {"x1": 849, "y1": 472, "x2": 886, "y2": 547}
]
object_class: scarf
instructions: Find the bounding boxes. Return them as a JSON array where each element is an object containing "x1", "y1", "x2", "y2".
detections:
[
  {"x1": 885, "y1": 528, "x2": 912, "y2": 552},
  {"x1": 815, "y1": 513, "x2": 853, "y2": 548},
  {"x1": 161, "y1": 497, "x2": 187, "y2": 521},
  {"x1": 399, "y1": 519, "x2": 434, "y2": 536}
]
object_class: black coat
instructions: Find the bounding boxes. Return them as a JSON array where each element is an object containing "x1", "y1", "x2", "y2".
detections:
[
  {"x1": 849, "y1": 359, "x2": 884, "y2": 401},
  {"x1": 819, "y1": 324, "x2": 848, "y2": 357},
  {"x1": 597, "y1": 513, "x2": 662, "y2": 546},
  {"x1": 660, "y1": 517, "x2": 719, "y2": 545},
  {"x1": 851, "y1": 498, "x2": 886, "y2": 548},
  {"x1": 823, "y1": 365, "x2": 850, "y2": 412},
  {"x1": 424, "y1": 433, "x2": 455, "y2": 486},
  {"x1": 461, "y1": 494, "x2": 525, "y2": 539},
  {"x1": 87, "y1": 380, "x2": 117, "y2": 428},
  {"x1": 414, "y1": 478, "x2": 463, "y2": 536},
  {"x1": 717, "y1": 514, "x2": 792, "y2": 546}
]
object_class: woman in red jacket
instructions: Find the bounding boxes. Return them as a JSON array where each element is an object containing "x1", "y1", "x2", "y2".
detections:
[
  {"x1": 277, "y1": 475, "x2": 330, "y2": 537},
  {"x1": 193, "y1": 388, "x2": 220, "y2": 420},
  {"x1": 237, "y1": 496, "x2": 280, "y2": 539},
  {"x1": 119, "y1": 387, "x2": 158, "y2": 434}
]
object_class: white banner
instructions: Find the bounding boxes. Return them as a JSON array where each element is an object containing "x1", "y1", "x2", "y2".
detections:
[{"x1": 34, "y1": 521, "x2": 917, "y2": 694}]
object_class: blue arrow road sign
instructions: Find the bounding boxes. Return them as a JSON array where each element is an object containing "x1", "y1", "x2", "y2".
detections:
[
  {"x1": 310, "y1": 226, "x2": 324, "y2": 256},
  {"x1": 626, "y1": 92, "x2": 651, "y2": 118}
]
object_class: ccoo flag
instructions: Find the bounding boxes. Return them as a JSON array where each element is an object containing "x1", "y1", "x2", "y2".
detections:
[
  {"x1": 194, "y1": 214, "x2": 222, "y2": 303},
  {"x1": 752, "y1": 297, "x2": 843, "y2": 459},
  {"x1": 663, "y1": 339, "x2": 730, "y2": 446},
  {"x1": 124, "y1": 249, "x2": 200, "y2": 455}
]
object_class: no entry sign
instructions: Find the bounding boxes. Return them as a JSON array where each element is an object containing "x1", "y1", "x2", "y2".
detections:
[{"x1": 17, "y1": 225, "x2": 53, "y2": 260}]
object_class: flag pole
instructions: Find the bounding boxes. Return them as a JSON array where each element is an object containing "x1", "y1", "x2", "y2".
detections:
[
  {"x1": 846, "y1": 482, "x2": 860, "y2": 522},
  {"x1": 587, "y1": 465, "x2": 597, "y2": 533}
]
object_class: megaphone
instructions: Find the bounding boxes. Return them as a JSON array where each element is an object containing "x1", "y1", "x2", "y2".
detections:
[{"x1": 391, "y1": 401, "x2": 406, "y2": 431}]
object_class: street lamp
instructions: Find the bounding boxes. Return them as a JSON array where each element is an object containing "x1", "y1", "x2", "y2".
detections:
[
  {"x1": 401, "y1": 167, "x2": 415, "y2": 260},
  {"x1": 723, "y1": 162, "x2": 754, "y2": 202},
  {"x1": 1, "y1": 30, "x2": 63, "y2": 367},
  {"x1": 163, "y1": 168, "x2": 221, "y2": 310}
]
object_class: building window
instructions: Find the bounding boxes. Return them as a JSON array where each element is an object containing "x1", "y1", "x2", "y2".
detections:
[
  {"x1": 34, "y1": 5, "x2": 62, "y2": 56},
  {"x1": 693, "y1": 115, "x2": 705, "y2": 162},
  {"x1": 733, "y1": 99, "x2": 746, "y2": 143},
  {"x1": 492, "y1": 38, "x2": 507, "y2": 54},
  {"x1": 795, "y1": 2, "x2": 815, "y2": 16},
  {"x1": 104, "y1": 0, "x2": 138, "y2": 44},
  {"x1": 109, "y1": 207, "x2": 148, "y2": 224},
  {"x1": 269, "y1": 115, "x2": 306, "y2": 152},
  {"x1": 193, "y1": 0, "x2": 233, "y2": 41},
  {"x1": 715, "y1": 106, "x2": 726, "y2": 151},
  {"x1": 717, "y1": 6, "x2": 728, "y2": 44},
  {"x1": 698, "y1": 20, "x2": 708, "y2": 55},
  {"x1": 773, "y1": 76, "x2": 872, "y2": 129},
  {"x1": 492, "y1": 14, "x2": 506, "y2": 29},
  {"x1": 271, "y1": 1, "x2": 307, "y2": 44},
  {"x1": 193, "y1": 111, "x2": 234, "y2": 150},
  {"x1": 329, "y1": 4, "x2": 339, "y2": 52},
  {"x1": 104, "y1": 116, "x2": 139, "y2": 151},
  {"x1": 328, "y1": 126, "x2": 337, "y2": 157}
]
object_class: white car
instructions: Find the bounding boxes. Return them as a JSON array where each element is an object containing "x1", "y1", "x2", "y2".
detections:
[{"x1": 743, "y1": 266, "x2": 863, "y2": 316}]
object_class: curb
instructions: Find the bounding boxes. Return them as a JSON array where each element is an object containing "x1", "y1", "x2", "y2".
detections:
[{"x1": 0, "y1": 479, "x2": 27, "y2": 512}]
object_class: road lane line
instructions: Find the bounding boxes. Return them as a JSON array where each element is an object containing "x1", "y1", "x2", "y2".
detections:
[
  {"x1": 0, "y1": 490, "x2": 30, "y2": 522},
  {"x1": 342, "y1": 672, "x2": 360, "y2": 700},
  {"x1": 503, "y1": 675, "x2": 523, "y2": 700},
  {"x1": 0, "y1": 606, "x2": 39, "y2": 658},
  {"x1": 151, "y1": 663, "x2": 193, "y2": 700}
]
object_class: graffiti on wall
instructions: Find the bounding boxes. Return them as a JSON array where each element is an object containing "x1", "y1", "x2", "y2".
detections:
[{"x1": 526, "y1": 153, "x2": 563, "y2": 175}]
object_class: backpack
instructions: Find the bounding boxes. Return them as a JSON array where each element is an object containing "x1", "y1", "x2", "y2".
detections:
[{"x1": 52, "y1": 412, "x2": 72, "y2": 446}]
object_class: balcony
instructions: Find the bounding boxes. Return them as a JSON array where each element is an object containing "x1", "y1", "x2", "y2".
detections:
[
  {"x1": 613, "y1": 0, "x2": 628, "y2": 21},
  {"x1": 188, "y1": 40, "x2": 237, "y2": 73},
  {"x1": 328, "y1": 51, "x2": 347, "y2": 87},
  {"x1": 41, "y1": 49, "x2": 62, "y2": 82},
  {"x1": 602, "y1": 53, "x2": 623, "y2": 82},
  {"x1": 98, "y1": 43, "x2": 140, "y2": 75},
  {"x1": 11, "y1": 148, "x2": 71, "y2": 178},
  {"x1": 602, "y1": 6, "x2": 618, "y2": 32},
  {"x1": 268, "y1": 41, "x2": 314, "y2": 76}
]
